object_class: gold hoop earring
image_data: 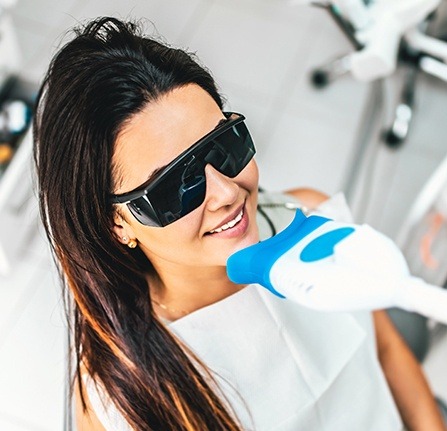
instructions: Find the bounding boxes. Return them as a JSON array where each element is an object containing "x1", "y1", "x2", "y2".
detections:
[{"x1": 127, "y1": 239, "x2": 138, "y2": 249}]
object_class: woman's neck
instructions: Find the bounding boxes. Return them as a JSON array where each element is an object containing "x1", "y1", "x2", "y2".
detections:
[{"x1": 147, "y1": 264, "x2": 245, "y2": 322}]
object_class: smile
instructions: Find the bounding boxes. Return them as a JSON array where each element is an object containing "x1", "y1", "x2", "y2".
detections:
[{"x1": 209, "y1": 209, "x2": 244, "y2": 234}]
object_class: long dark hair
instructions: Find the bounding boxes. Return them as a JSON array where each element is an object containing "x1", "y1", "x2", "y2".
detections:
[{"x1": 33, "y1": 17, "x2": 243, "y2": 430}]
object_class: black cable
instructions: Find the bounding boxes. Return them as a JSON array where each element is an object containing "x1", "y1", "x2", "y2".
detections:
[
  {"x1": 257, "y1": 201, "x2": 306, "y2": 238},
  {"x1": 257, "y1": 204, "x2": 276, "y2": 237}
]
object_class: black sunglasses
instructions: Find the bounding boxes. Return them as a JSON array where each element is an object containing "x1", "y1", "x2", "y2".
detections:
[{"x1": 111, "y1": 112, "x2": 256, "y2": 227}]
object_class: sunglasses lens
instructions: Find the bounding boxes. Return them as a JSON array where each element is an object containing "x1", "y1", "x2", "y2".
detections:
[
  {"x1": 145, "y1": 158, "x2": 207, "y2": 226},
  {"x1": 206, "y1": 122, "x2": 255, "y2": 177},
  {"x1": 127, "y1": 197, "x2": 159, "y2": 227}
]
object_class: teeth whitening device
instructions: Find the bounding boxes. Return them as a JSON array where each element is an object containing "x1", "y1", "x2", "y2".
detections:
[{"x1": 227, "y1": 210, "x2": 447, "y2": 324}]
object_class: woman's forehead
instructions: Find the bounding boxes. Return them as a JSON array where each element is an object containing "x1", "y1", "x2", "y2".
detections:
[{"x1": 111, "y1": 84, "x2": 224, "y2": 194}]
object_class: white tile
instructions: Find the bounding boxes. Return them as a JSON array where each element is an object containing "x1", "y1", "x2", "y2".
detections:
[
  {"x1": 0, "y1": 212, "x2": 47, "y2": 279},
  {"x1": 9, "y1": 15, "x2": 49, "y2": 71},
  {"x1": 15, "y1": 0, "x2": 209, "y2": 83},
  {"x1": 369, "y1": 147, "x2": 443, "y2": 239},
  {"x1": 72, "y1": 0, "x2": 205, "y2": 45},
  {"x1": 221, "y1": 81, "x2": 276, "y2": 155},
  {"x1": 23, "y1": 222, "x2": 53, "y2": 263},
  {"x1": 213, "y1": 0, "x2": 321, "y2": 29},
  {"x1": 261, "y1": 80, "x2": 370, "y2": 198},
  {"x1": 11, "y1": 0, "x2": 78, "y2": 33},
  {"x1": 289, "y1": 77, "x2": 369, "y2": 132},
  {"x1": 0, "y1": 259, "x2": 47, "y2": 340},
  {"x1": 256, "y1": 106, "x2": 357, "y2": 195},
  {"x1": 0, "y1": 415, "x2": 41, "y2": 431},
  {"x1": 165, "y1": 0, "x2": 214, "y2": 45},
  {"x1": 0, "y1": 270, "x2": 66, "y2": 431},
  {"x1": 12, "y1": 17, "x2": 75, "y2": 84},
  {"x1": 188, "y1": 0, "x2": 315, "y2": 102}
]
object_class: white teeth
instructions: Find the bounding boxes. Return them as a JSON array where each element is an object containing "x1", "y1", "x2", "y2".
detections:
[
  {"x1": 209, "y1": 209, "x2": 243, "y2": 234},
  {"x1": 227, "y1": 219, "x2": 237, "y2": 228}
]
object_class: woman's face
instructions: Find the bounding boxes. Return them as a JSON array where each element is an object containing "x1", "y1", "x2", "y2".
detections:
[{"x1": 112, "y1": 84, "x2": 259, "y2": 273}]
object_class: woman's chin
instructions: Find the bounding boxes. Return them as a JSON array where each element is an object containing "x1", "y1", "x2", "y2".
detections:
[{"x1": 227, "y1": 227, "x2": 259, "y2": 259}]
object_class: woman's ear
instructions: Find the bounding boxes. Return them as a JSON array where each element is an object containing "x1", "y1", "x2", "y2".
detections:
[{"x1": 112, "y1": 210, "x2": 137, "y2": 246}]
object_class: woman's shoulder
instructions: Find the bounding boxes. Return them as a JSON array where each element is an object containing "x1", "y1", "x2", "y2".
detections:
[
  {"x1": 75, "y1": 362, "x2": 132, "y2": 431},
  {"x1": 75, "y1": 364, "x2": 107, "y2": 431},
  {"x1": 282, "y1": 187, "x2": 329, "y2": 210},
  {"x1": 286, "y1": 188, "x2": 354, "y2": 224}
]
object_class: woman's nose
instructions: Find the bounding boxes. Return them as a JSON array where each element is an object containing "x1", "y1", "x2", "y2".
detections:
[{"x1": 204, "y1": 164, "x2": 239, "y2": 211}]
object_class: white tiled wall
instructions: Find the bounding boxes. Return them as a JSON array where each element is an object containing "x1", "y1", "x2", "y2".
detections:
[{"x1": 1, "y1": 0, "x2": 447, "y2": 429}]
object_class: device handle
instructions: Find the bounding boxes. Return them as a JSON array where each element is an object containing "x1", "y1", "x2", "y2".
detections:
[{"x1": 398, "y1": 277, "x2": 447, "y2": 325}]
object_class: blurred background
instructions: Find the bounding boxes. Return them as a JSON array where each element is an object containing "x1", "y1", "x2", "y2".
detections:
[{"x1": 1, "y1": 0, "x2": 447, "y2": 429}]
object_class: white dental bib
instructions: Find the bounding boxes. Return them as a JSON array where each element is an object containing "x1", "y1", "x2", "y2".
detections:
[{"x1": 168, "y1": 282, "x2": 402, "y2": 430}]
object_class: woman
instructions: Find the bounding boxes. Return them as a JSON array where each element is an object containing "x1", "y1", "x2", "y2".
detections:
[{"x1": 33, "y1": 17, "x2": 445, "y2": 431}]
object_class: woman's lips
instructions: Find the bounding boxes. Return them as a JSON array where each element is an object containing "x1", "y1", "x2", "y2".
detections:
[
  {"x1": 206, "y1": 204, "x2": 249, "y2": 238},
  {"x1": 209, "y1": 208, "x2": 244, "y2": 233}
]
